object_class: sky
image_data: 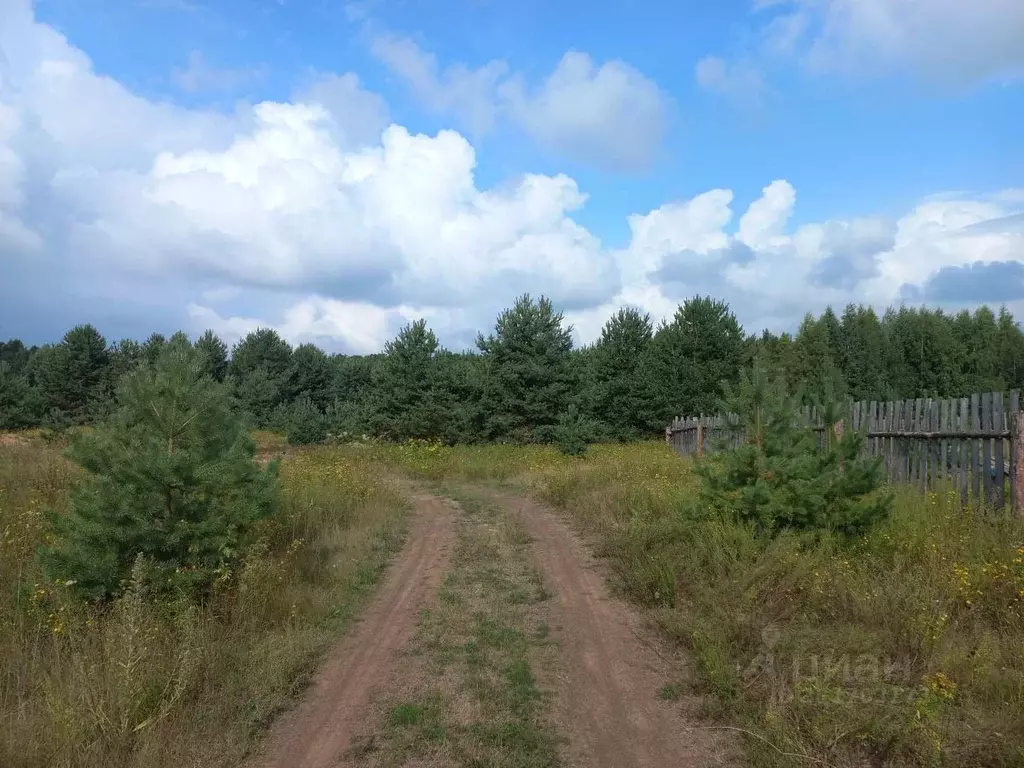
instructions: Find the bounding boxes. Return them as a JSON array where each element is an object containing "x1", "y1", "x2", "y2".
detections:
[{"x1": 1, "y1": 0, "x2": 1023, "y2": 354}]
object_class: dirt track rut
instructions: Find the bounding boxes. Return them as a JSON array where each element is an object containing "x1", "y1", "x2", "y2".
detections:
[
  {"x1": 490, "y1": 491, "x2": 730, "y2": 768},
  {"x1": 248, "y1": 493, "x2": 456, "y2": 768}
]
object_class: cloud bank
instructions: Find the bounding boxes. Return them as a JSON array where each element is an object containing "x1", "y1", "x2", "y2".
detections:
[{"x1": 1, "y1": 0, "x2": 1022, "y2": 354}]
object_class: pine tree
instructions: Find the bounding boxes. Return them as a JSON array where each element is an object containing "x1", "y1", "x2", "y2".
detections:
[
  {"x1": 367, "y1": 320, "x2": 445, "y2": 441},
  {"x1": 646, "y1": 296, "x2": 745, "y2": 422},
  {"x1": 40, "y1": 339, "x2": 278, "y2": 600},
  {"x1": 997, "y1": 307, "x2": 1024, "y2": 390},
  {"x1": 195, "y1": 330, "x2": 229, "y2": 382},
  {"x1": 235, "y1": 365, "x2": 283, "y2": 427},
  {"x1": 836, "y1": 304, "x2": 887, "y2": 400},
  {"x1": 230, "y1": 328, "x2": 292, "y2": 382},
  {"x1": 792, "y1": 313, "x2": 846, "y2": 404},
  {"x1": 0, "y1": 363, "x2": 33, "y2": 429},
  {"x1": 552, "y1": 404, "x2": 596, "y2": 457},
  {"x1": 477, "y1": 295, "x2": 574, "y2": 443},
  {"x1": 142, "y1": 333, "x2": 167, "y2": 367},
  {"x1": 697, "y1": 357, "x2": 891, "y2": 537},
  {"x1": 286, "y1": 394, "x2": 328, "y2": 445},
  {"x1": 34, "y1": 325, "x2": 110, "y2": 423},
  {"x1": 286, "y1": 343, "x2": 333, "y2": 409},
  {"x1": 591, "y1": 307, "x2": 657, "y2": 440},
  {"x1": 432, "y1": 351, "x2": 485, "y2": 444}
]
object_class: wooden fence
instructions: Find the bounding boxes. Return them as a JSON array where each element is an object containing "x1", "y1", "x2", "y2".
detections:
[{"x1": 665, "y1": 390, "x2": 1024, "y2": 515}]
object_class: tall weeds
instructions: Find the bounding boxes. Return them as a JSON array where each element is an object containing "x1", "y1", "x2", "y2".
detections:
[
  {"x1": 379, "y1": 439, "x2": 1024, "y2": 767},
  {"x1": 0, "y1": 437, "x2": 406, "y2": 768}
]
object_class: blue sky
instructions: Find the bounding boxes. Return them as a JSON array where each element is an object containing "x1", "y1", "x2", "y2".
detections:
[{"x1": 2, "y1": 0, "x2": 1023, "y2": 352}]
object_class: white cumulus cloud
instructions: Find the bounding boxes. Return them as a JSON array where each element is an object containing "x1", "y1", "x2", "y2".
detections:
[
  {"x1": 1, "y1": 0, "x2": 1022, "y2": 352},
  {"x1": 369, "y1": 35, "x2": 671, "y2": 171}
]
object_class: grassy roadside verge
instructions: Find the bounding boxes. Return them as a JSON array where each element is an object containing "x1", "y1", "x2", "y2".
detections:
[
  {"x1": 370, "y1": 439, "x2": 1024, "y2": 767},
  {"x1": 349, "y1": 487, "x2": 561, "y2": 767},
  {"x1": 0, "y1": 436, "x2": 407, "y2": 768}
]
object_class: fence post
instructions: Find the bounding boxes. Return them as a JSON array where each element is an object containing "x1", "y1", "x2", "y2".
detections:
[
  {"x1": 696, "y1": 423, "x2": 704, "y2": 456},
  {"x1": 1012, "y1": 410, "x2": 1024, "y2": 518}
]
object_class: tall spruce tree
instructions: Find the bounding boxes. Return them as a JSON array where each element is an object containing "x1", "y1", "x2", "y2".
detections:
[
  {"x1": 792, "y1": 313, "x2": 846, "y2": 404},
  {"x1": 40, "y1": 338, "x2": 278, "y2": 600}
]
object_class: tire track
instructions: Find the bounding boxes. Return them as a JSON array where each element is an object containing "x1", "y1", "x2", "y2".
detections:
[
  {"x1": 248, "y1": 493, "x2": 456, "y2": 768},
  {"x1": 488, "y1": 491, "x2": 733, "y2": 768}
]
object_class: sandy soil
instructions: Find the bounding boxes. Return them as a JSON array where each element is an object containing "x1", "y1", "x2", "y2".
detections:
[
  {"x1": 489, "y1": 491, "x2": 734, "y2": 768},
  {"x1": 247, "y1": 493, "x2": 457, "y2": 768},
  {"x1": 248, "y1": 485, "x2": 732, "y2": 768}
]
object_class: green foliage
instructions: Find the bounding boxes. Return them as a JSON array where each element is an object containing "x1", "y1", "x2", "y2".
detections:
[
  {"x1": 234, "y1": 365, "x2": 282, "y2": 428},
  {"x1": 286, "y1": 343, "x2": 332, "y2": 409},
  {"x1": 646, "y1": 296, "x2": 745, "y2": 423},
  {"x1": 4, "y1": 296, "x2": 1024, "y2": 444},
  {"x1": 40, "y1": 342, "x2": 279, "y2": 600},
  {"x1": 591, "y1": 307, "x2": 658, "y2": 439},
  {"x1": 552, "y1": 405, "x2": 595, "y2": 457},
  {"x1": 697, "y1": 359, "x2": 892, "y2": 536},
  {"x1": 33, "y1": 325, "x2": 110, "y2": 423},
  {"x1": 195, "y1": 329, "x2": 229, "y2": 382},
  {"x1": 431, "y1": 350, "x2": 484, "y2": 444},
  {"x1": 229, "y1": 329, "x2": 294, "y2": 427},
  {"x1": 0, "y1": 363, "x2": 35, "y2": 429},
  {"x1": 40, "y1": 407, "x2": 72, "y2": 443},
  {"x1": 368, "y1": 320, "x2": 445, "y2": 440},
  {"x1": 142, "y1": 332, "x2": 166, "y2": 366},
  {"x1": 477, "y1": 294, "x2": 574, "y2": 443},
  {"x1": 792, "y1": 312, "x2": 846, "y2": 405},
  {"x1": 286, "y1": 394, "x2": 328, "y2": 445},
  {"x1": 230, "y1": 328, "x2": 291, "y2": 382}
]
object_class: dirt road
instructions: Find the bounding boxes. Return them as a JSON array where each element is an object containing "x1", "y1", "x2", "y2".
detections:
[
  {"x1": 249, "y1": 485, "x2": 729, "y2": 768},
  {"x1": 248, "y1": 493, "x2": 456, "y2": 768},
  {"x1": 489, "y1": 491, "x2": 730, "y2": 768}
]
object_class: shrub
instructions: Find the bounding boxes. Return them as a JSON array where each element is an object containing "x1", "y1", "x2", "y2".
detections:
[
  {"x1": 40, "y1": 406, "x2": 72, "y2": 443},
  {"x1": 39, "y1": 340, "x2": 279, "y2": 600},
  {"x1": 286, "y1": 394, "x2": 328, "y2": 446},
  {"x1": 552, "y1": 405, "x2": 595, "y2": 457},
  {"x1": 697, "y1": 360, "x2": 891, "y2": 536}
]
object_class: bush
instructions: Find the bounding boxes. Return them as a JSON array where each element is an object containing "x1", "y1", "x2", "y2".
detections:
[
  {"x1": 552, "y1": 405, "x2": 595, "y2": 457},
  {"x1": 697, "y1": 360, "x2": 891, "y2": 536},
  {"x1": 40, "y1": 407, "x2": 72, "y2": 443},
  {"x1": 40, "y1": 341, "x2": 279, "y2": 600},
  {"x1": 286, "y1": 395, "x2": 328, "y2": 445}
]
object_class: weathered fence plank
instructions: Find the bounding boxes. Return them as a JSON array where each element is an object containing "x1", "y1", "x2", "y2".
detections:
[
  {"x1": 1011, "y1": 391, "x2": 1021, "y2": 516},
  {"x1": 665, "y1": 388, "x2": 1024, "y2": 514},
  {"x1": 995, "y1": 393, "x2": 1005, "y2": 509}
]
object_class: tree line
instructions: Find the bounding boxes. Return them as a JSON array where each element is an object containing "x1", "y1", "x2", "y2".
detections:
[{"x1": 3, "y1": 296, "x2": 1023, "y2": 443}]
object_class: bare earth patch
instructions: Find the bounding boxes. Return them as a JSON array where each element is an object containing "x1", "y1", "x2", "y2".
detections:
[
  {"x1": 487, "y1": 490, "x2": 736, "y2": 768},
  {"x1": 247, "y1": 493, "x2": 456, "y2": 768}
]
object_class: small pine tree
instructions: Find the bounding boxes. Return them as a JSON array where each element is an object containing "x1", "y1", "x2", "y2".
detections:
[
  {"x1": 40, "y1": 340, "x2": 278, "y2": 600},
  {"x1": 697, "y1": 357, "x2": 891, "y2": 537},
  {"x1": 286, "y1": 395, "x2": 328, "y2": 445},
  {"x1": 553, "y1": 405, "x2": 595, "y2": 457}
]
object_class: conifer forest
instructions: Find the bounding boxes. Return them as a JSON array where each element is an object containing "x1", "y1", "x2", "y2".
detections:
[{"x1": 4, "y1": 295, "x2": 1024, "y2": 444}]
